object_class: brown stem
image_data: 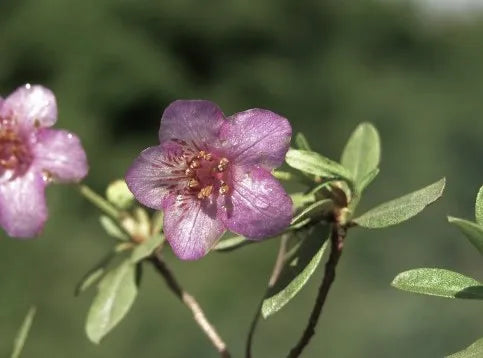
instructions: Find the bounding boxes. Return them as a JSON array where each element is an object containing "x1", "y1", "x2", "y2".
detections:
[
  {"x1": 287, "y1": 224, "x2": 346, "y2": 358},
  {"x1": 245, "y1": 235, "x2": 289, "y2": 358},
  {"x1": 150, "y1": 252, "x2": 231, "y2": 358}
]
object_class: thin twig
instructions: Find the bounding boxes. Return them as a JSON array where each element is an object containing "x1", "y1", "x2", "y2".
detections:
[
  {"x1": 245, "y1": 235, "x2": 289, "y2": 358},
  {"x1": 150, "y1": 252, "x2": 231, "y2": 358},
  {"x1": 287, "y1": 224, "x2": 346, "y2": 358}
]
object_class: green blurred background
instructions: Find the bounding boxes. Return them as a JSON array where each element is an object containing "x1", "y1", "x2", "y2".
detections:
[{"x1": 1, "y1": 0, "x2": 483, "y2": 357}]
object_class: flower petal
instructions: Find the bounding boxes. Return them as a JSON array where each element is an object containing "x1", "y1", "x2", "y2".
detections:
[
  {"x1": 222, "y1": 166, "x2": 292, "y2": 239},
  {"x1": 125, "y1": 142, "x2": 193, "y2": 210},
  {"x1": 1, "y1": 84, "x2": 57, "y2": 128},
  {"x1": 0, "y1": 171, "x2": 47, "y2": 238},
  {"x1": 163, "y1": 195, "x2": 226, "y2": 260},
  {"x1": 220, "y1": 109, "x2": 291, "y2": 169},
  {"x1": 32, "y1": 129, "x2": 88, "y2": 182},
  {"x1": 159, "y1": 100, "x2": 224, "y2": 148}
]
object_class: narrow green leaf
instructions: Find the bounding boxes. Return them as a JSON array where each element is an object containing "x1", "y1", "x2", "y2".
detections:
[
  {"x1": 262, "y1": 225, "x2": 330, "y2": 318},
  {"x1": 448, "y1": 217, "x2": 483, "y2": 255},
  {"x1": 392, "y1": 268, "x2": 483, "y2": 299},
  {"x1": 291, "y1": 199, "x2": 333, "y2": 225},
  {"x1": 99, "y1": 215, "x2": 128, "y2": 241},
  {"x1": 354, "y1": 178, "x2": 445, "y2": 228},
  {"x1": 341, "y1": 122, "x2": 380, "y2": 185},
  {"x1": 214, "y1": 235, "x2": 251, "y2": 252},
  {"x1": 130, "y1": 234, "x2": 164, "y2": 263},
  {"x1": 290, "y1": 192, "x2": 316, "y2": 211},
  {"x1": 476, "y1": 186, "x2": 483, "y2": 225},
  {"x1": 75, "y1": 252, "x2": 119, "y2": 296},
  {"x1": 86, "y1": 260, "x2": 138, "y2": 344},
  {"x1": 447, "y1": 337, "x2": 483, "y2": 358},
  {"x1": 358, "y1": 168, "x2": 380, "y2": 192},
  {"x1": 10, "y1": 306, "x2": 36, "y2": 358},
  {"x1": 285, "y1": 148, "x2": 352, "y2": 181},
  {"x1": 295, "y1": 133, "x2": 312, "y2": 151}
]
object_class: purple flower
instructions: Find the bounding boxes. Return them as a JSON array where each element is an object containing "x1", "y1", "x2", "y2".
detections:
[
  {"x1": 126, "y1": 100, "x2": 293, "y2": 260},
  {"x1": 0, "y1": 84, "x2": 88, "y2": 238}
]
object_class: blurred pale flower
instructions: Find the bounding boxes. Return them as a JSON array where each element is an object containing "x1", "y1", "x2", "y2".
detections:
[
  {"x1": 0, "y1": 84, "x2": 88, "y2": 238},
  {"x1": 126, "y1": 100, "x2": 292, "y2": 260}
]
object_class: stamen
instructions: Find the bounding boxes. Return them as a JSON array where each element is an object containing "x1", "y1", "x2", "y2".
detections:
[
  {"x1": 219, "y1": 183, "x2": 229, "y2": 195},
  {"x1": 190, "y1": 159, "x2": 200, "y2": 169},
  {"x1": 185, "y1": 168, "x2": 195, "y2": 177},
  {"x1": 188, "y1": 178, "x2": 200, "y2": 189},
  {"x1": 198, "y1": 185, "x2": 213, "y2": 199},
  {"x1": 217, "y1": 158, "x2": 229, "y2": 172}
]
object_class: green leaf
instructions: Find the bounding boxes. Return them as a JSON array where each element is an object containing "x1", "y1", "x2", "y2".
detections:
[
  {"x1": 448, "y1": 217, "x2": 483, "y2": 255},
  {"x1": 353, "y1": 178, "x2": 445, "y2": 228},
  {"x1": 86, "y1": 260, "x2": 138, "y2": 344},
  {"x1": 262, "y1": 225, "x2": 330, "y2": 318},
  {"x1": 285, "y1": 148, "x2": 352, "y2": 181},
  {"x1": 10, "y1": 306, "x2": 36, "y2": 358},
  {"x1": 75, "y1": 251, "x2": 120, "y2": 296},
  {"x1": 295, "y1": 133, "x2": 312, "y2": 151},
  {"x1": 447, "y1": 337, "x2": 483, "y2": 358},
  {"x1": 358, "y1": 168, "x2": 380, "y2": 192},
  {"x1": 99, "y1": 215, "x2": 128, "y2": 241},
  {"x1": 341, "y1": 122, "x2": 381, "y2": 185},
  {"x1": 476, "y1": 186, "x2": 483, "y2": 225},
  {"x1": 130, "y1": 234, "x2": 164, "y2": 263},
  {"x1": 290, "y1": 192, "x2": 316, "y2": 211},
  {"x1": 291, "y1": 199, "x2": 333, "y2": 226},
  {"x1": 392, "y1": 268, "x2": 483, "y2": 299},
  {"x1": 214, "y1": 235, "x2": 252, "y2": 252}
]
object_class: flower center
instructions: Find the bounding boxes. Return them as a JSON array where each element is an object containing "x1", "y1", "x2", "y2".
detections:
[
  {"x1": 0, "y1": 127, "x2": 31, "y2": 178},
  {"x1": 184, "y1": 150, "x2": 230, "y2": 200}
]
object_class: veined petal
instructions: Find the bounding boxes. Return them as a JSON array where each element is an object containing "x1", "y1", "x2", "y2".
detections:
[
  {"x1": 158, "y1": 100, "x2": 224, "y2": 148},
  {"x1": 223, "y1": 166, "x2": 292, "y2": 239},
  {"x1": 33, "y1": 129, "x2": 88, "y2": 182},
  {"x1": 125, "y1": 142, "x2": 193, "y2": 210},
  {"x1": 1, "y1": 84, "x2": 57, "y2": 129},
  {"x1": 0, "y1": 171, "x2": 47, "y2": 238},
  {"x1": 220, "y1": 109, "x2": 291, "y2": 169},
  {"x1": 164, "y1": 195, "x2": 226, "y2": 260}
]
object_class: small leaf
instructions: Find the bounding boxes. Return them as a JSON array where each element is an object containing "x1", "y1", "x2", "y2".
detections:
[
  {"x1": 358, "y1": 168, "x2": 380, "y2": 192},
  {"x1": 392, "y1": 268, "x2": 483, "y2": 299},
  {"x1": 295, "y1": 133, "x2": 312, "y2": 151},
  {"x1": 214, "y1": 235, "x2": 251, "y2": 252},
  {"x1": 10, "y1": 306, "x2": 36, "y2": 358},
  {"x1": 354, "y1": 178, "x2": 445, "y2": 228},
  {"x1": 447, "y1": 337, "x2": 483, "y2": 358},
  {"x1": 130, "y1": 235, "x2": 164, "y2": 263},
  {"x1": 86, "y1": 260, "x2": 138, "y2": 344},
  {"x1": 285, "y1": 148, "x2": 352, "y2": 181},
  {"x1": 75, "y1": 251, "x2": 119, "y2": 296},
  {"x1": 290, "y1": 192, "x2": 316, "y2": 211},
  {"x1": 291, "y1": 199, "x2": 333, "y2": 225},
  {"x1": 262, "y1": 225, "x2": 330, "y2": 318},
  {"x1": 99, "y1": 216, "x2": 128, "y2": 241},
  {"x1": 476, "y1": 186, "x2": 483, "y2": 225},
  {"x1": 341, "y1": 122, "x2": 381, "y2": 185},
  {"x1": 448, "y1": 217, "x2": 483, "y2": 255}
]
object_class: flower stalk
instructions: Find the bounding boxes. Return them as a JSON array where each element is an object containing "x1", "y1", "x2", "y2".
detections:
[{"x1": 78, "y1": 184, "x2": 121, "y2": 220}]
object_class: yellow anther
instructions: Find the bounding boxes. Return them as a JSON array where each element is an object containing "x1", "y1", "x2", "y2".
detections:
[
  {"x1": 217, "y1": 157, "x2": 229, "y2": 172},
  {"x1": 219, "y1": 183, "x2": 230, "y2": 195},
  {"x1": 203, "y1": 152, "x2": 213, "y2": 161},
  {"x1": 197, "y1": 150, "x2": 206, "y2": 159},
  {"x1": 197, "y1": 185, "x2": 213, "y2": 199},
  {"x1": 188, "y1": 178, "x2": 200, "y2": 189},
  {"x1": 190, "y1": 159, "x2": 200, "y2": 169}
]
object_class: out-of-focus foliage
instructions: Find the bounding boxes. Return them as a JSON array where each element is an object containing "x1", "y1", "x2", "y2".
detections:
[{"x1": 1, "y1": 0, "x2": 483, "y2": 357}]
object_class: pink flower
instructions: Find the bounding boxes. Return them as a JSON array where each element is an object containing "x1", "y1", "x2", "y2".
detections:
[
  {"x1": 0, "y1": 84, "x2": 88, "y2": 238},
  {"x1": 126, "y1": 100, "x2": 293, "y2": 260}
]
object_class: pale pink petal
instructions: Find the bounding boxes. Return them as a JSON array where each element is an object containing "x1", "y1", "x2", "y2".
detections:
[
  {"x1": 125, "y1": 142, "x2": 193, "y2": 210},
  {"x1": 1, "y1": 84, "x2": 57, "y2": 129},
  {"x1": 163, "y1": 195, "x2": 226, "y2": 260},
  {"x1": 158, "y1": 100, "x2": 224, "y2": 148},
  {"x1": 0, "y1": 171, "x2": 47, "y2": 238},
  {"x1": 32, "y1": 129, "x2": 88, "y2": 182},
  {"x1": 220, "y1": 109, "x2": 291, "y2": 169},
  {"x1": 222, "y1": 166, "x2": 292, "y2": 239}
]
